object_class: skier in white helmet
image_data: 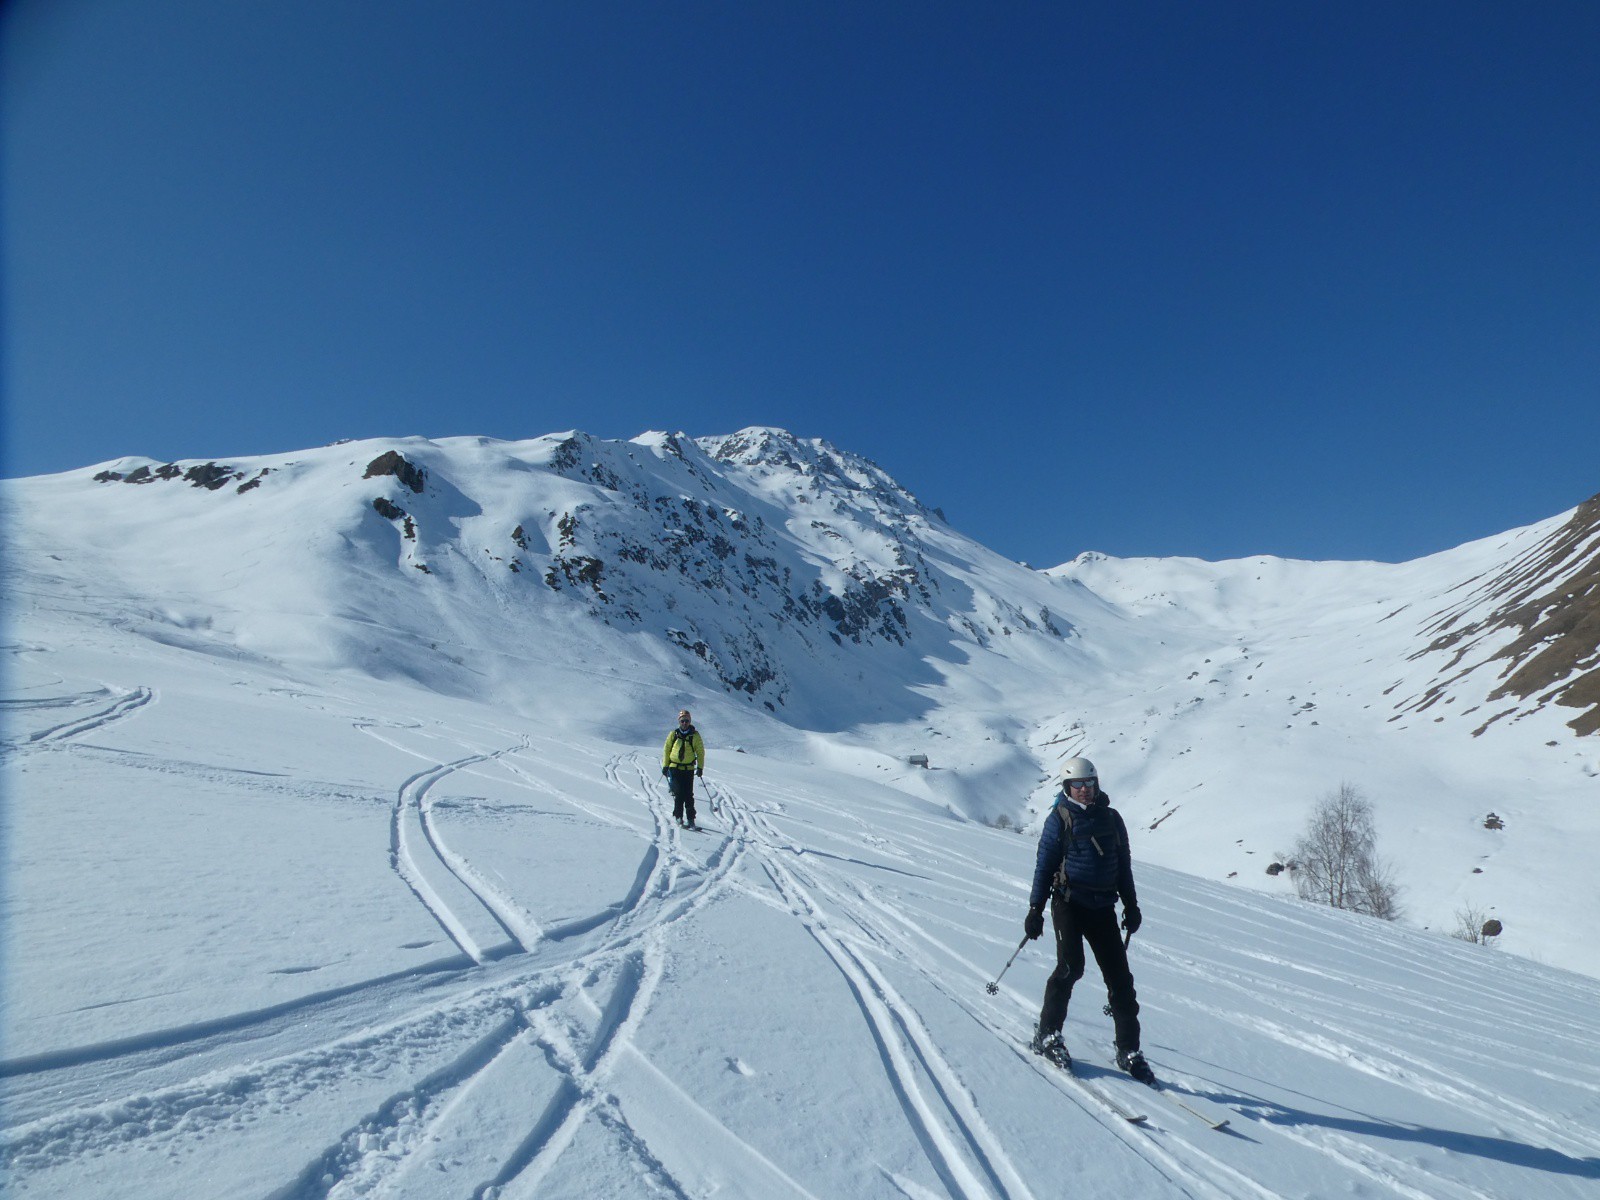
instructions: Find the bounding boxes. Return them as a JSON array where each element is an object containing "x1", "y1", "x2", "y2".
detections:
[{"x1": 1023, "y1": 756, "x2": 1153, "y2": 1084}]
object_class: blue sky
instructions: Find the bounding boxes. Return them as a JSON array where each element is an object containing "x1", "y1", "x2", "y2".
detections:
[{"x1": 4, "y1": 2, "x2": 1597, "y2": 566}]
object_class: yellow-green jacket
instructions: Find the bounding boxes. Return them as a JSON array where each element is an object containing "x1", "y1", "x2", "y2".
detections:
[{"x1": 662, "y1": 725, "x2": 706, "y2": 772}]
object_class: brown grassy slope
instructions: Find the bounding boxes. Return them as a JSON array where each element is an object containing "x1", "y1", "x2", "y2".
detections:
[{"x1": 1411, "y1": 491, "x2": 1600, "y2": 737}]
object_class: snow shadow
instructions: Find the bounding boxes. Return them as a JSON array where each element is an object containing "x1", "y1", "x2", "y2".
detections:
[{"x1": 1245, "y1": 1100, "x2": 1600, "y2": 1180}]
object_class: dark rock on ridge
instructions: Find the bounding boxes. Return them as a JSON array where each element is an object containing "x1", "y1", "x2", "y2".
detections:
[{"x1": 364, "y1": 451, "x2": 427, "y2": 494}]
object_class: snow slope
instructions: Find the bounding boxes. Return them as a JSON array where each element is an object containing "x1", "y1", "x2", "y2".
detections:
[
  {"x1": 3, "y1": 608, "x2": 1599, "y2": 1199},
  {"x1": 1038, "y1": 524, "x2": 1600, "y2": 978}
]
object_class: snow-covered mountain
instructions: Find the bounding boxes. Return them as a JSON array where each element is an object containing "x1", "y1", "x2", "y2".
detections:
[
  {"x1": 4, "y1": 428, "x2": 1600, "y2": 1199},
  {"x1": 8, "y1": 428, "x2": 1596, "y2": 967},
  {"x1": 51, "y1": 429, "x2": 1083, "y2": 729}
]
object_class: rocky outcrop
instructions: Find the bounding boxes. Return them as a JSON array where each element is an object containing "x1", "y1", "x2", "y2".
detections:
[
  {"x1": 363, "y1": 451, "x2": 427, "y2": 494},
  {"x1": 95, "y1": 461, "x2": 257, "y2": 491},
  {"x1": 499, "y1": 430, "x2": 980, "y2": 704},
  {"x1": 183, "y1": 463, "x2": 236, "y2": 490}
]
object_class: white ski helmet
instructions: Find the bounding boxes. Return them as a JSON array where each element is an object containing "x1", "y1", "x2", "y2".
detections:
[{"x1": 1060, "y1": 757, "x2": 1098, "y2": 786}]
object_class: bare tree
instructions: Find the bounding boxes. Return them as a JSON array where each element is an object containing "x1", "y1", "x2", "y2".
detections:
[
  {"x1": 1452, "y1": 903, "x2": 1493, "y2": 944},
  {"x1": 1289, "y1": 784, "x2": 1402, "y2": 920}
]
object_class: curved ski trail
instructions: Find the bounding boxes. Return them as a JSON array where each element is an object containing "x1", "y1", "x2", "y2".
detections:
[
  {"x1": 388, "y1": 743, "x2": 534, "y2": 964},
  {"x1": 3, "y1": 684, "x2": 153, "y2": 752},
  {"x1": 273, "y1": 754, "x2": 761, "y2": 1199}
]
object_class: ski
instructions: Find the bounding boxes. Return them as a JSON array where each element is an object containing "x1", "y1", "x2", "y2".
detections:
[
  {"x1": 1020, "y1": 1043, "x2": 1146, "y2": 1123},
  {"x1": 1064, "y1": 1051, "x2": 1231, "y2": 1131},
  {"x1": 1065, "y1": 1062, "x2": 1149, "y2": 1124},
  {"x1": 1156, "y1": 1087, "x2": 1230, "y2": 1130},
  {"x1": 1125, "y1": 1075, "x2": 1230, "y2": 1130}
]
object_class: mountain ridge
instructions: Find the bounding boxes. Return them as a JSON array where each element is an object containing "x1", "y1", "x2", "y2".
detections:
[{"x1": 38, "y1": 425, "x2": 1597, "y2": 741}]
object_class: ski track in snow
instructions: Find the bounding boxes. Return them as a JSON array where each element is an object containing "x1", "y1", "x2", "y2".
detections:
[
  {"x1": 3, "y1": 744, "x2": 688, "y2": 1185},
  {"x1": 357, "y1": 726, "x2": 539, "y2": 963},
  {"x1": 706, "y1": 776, "x2": 1600, "y2": 1200},
  {"x1": 0, "y1": 683, "x2": 153, "y2": 752},
  {"x1": 6, "y1": 736, "x2": 1600, "y2": 1198},
  {"x1": 713, "y1": 777, "x2": 1273, "y2": 1200},
  {"x1": 249, "y1": 753, "x2": 770, "y2": 1199},
  {"x1": 1136, "y1": 929, "x2": 1600, "y2": 1161},
  {"x1": 755, "y1": 848, "x2": 1035, "y2": 1200}
]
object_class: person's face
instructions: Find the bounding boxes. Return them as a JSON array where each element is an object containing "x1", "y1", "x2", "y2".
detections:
[
  {"x1": 678, "y1": 717, "x2": 691, "y2": 729},
  {"x1": 1066, "y1": 778, "x2": 1097, "y2": 802}
]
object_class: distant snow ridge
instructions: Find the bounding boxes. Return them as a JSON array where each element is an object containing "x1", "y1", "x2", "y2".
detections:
[
  {"x1": 30, "y1": 428, "x2": 1600, "y2": 739},
  {"x1": 46, "y1": 428, "x2": 1076, "y2": 726},
  {"x1": 25, "y1": 428, "x2": 1600, "y2": 741}
]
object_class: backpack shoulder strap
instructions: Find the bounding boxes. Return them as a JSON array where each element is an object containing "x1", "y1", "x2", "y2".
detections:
[{"x1": 1052, "y1": 804, "x2": 1074, "y2": 891}]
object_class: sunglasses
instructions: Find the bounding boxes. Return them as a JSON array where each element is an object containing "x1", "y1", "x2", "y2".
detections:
[{"x1": 1065, "y1": 778, "x2": 1097, "y2": 788}]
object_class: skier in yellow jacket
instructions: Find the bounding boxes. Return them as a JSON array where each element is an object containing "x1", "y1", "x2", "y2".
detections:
[{"x1": 661, "y1": 709, "x2": 706, "y2": 828}]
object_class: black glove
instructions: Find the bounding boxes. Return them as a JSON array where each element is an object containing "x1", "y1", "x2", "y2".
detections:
[
  {"x1": 661, "y1": 767, "x2": 669, "y2": 778},
  {"x1": 1121, "y1": 904, "x2": 1142, "y2": 936},
  {"x1": 695, "y1": 768, "x2": 703, "y2": 778},
  {"x1": 1024, "y1": 907, "x2": 1045, "y2": 941}
]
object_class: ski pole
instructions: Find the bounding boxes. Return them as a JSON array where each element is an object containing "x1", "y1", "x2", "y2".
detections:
[{"x1": 985, "y1": 937, "x2": 1029, "y2": 995}]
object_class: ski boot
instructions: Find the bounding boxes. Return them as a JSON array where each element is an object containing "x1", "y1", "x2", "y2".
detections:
[
  {"x1": 1030, "y1": 1029, "x2": 1072, "y2": 1069},
  {"x1": 1117, "y1": 1048, "x2": 1156, "y2": 1085}
]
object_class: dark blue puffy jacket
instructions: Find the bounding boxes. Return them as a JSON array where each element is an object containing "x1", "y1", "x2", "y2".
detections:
[{"x1": 1028, "y1": 790, "x2": 1138, "y2": 911}]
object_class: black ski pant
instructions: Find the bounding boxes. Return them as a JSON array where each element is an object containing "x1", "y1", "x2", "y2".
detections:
[
  {"x1": 1038, "y1": 894, "x2": 1141, "y2": 1053},
  {"x1": 667, "y1": 768, "x2": 697, "y2": 824}
]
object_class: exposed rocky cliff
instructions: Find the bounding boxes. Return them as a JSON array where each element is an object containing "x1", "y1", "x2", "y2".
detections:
[
  {"x1": 1408, "y1": 490, "x2": 1600, "y2": 736},
  {"x1": 512, "y1": 428, "x2": 1068, "y2": 711}
]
